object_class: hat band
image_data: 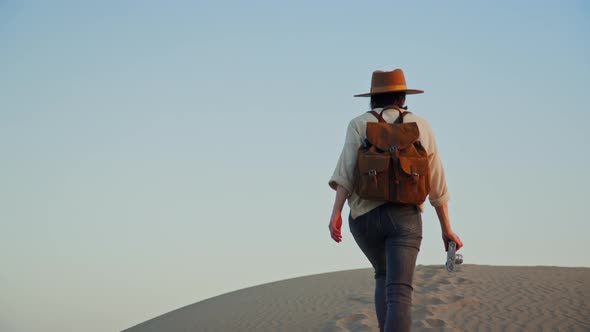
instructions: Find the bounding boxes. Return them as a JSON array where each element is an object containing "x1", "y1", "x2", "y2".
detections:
[{"x1": 371, "y1": 84, "x2": 409, "y2": 93}]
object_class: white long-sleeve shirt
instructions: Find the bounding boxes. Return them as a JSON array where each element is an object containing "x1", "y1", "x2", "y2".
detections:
[{"x1": 329, "y1": 106, "x2": 450, "y2": 219}]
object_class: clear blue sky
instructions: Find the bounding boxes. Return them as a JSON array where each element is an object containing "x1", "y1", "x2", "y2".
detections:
[{"x1": 1, "y1": 1, "x2": 588, "y2": 331}]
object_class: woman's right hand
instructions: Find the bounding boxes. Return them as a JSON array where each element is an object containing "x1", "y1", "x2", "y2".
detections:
[
  {"x1": 442, "y1": 230, "x2": 463, "y2": 252},
  {"x1": 434, "y1": 203, "x2": 463, "y2": 252}
]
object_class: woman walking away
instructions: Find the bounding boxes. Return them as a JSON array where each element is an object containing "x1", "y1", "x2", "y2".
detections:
[{"x1": 328, "y1": 69, "x2": 463, "y2": 332}]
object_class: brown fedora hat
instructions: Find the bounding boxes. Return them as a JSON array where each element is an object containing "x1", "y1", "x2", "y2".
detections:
[{"x1": 354, "y1": 69, "x2": 424, "y2": 97}]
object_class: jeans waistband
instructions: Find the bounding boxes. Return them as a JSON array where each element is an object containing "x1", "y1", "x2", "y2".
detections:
[{"x1": 382, "y1": 203, "x2": 419, "y2": 213}]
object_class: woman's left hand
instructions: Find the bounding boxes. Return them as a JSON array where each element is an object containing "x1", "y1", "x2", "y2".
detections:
[{"x1": 329, "y1": 212, "x2": 343, "y2": 243}]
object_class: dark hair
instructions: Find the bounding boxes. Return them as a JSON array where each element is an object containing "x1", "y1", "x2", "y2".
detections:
[{"x1": 370, "y1": 92, "x2": 406, "y2": 109}]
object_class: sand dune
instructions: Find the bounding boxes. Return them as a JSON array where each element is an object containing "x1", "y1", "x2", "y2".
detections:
[{"x1": 122, "y1": 265, "x2": 590, "y2": 331}]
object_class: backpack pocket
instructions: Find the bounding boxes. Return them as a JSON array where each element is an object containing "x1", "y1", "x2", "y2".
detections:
[
  {"x1": 356, "y1": 154, "x2": 391, "y2": 201},
  {"x1": 397, "y1": 156, "x2": 430, "y2": 204}
]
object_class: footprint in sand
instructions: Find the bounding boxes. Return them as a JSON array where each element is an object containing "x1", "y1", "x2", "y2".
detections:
[
  {"x1": 441, "y1": 294, "x2": 465, "y2": 302},
  {"x1": 424, "y1": 318, "x2": 447, "y2": 327},
  {"x1": 348, "y1": 294, "x2": 373, "y2": 305},
  {"x1": 322, "y1": 311, "x2": 379, "y2": 332},
  {"x1": 414, "y1": 295, "x2": 447, "y2": 305}
]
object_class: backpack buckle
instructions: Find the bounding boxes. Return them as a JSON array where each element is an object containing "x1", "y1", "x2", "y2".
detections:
[
  {"x1": 389, "y1": 145, "x2": 399, "y2": 158},
  {"x1": 368, "y1": 169, "x2": 379, "y2": 185},
  {"x1": 411, "y1": 166, "x2": 420, "y2": 184}
]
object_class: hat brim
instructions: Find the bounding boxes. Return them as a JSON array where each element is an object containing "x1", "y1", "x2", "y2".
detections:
[{"x1": 354, "y1": 89, "x2": 424, "y2": 97}]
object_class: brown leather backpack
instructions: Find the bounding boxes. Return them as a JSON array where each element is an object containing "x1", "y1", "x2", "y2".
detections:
[{"x1": 354, "y1": 107, "x2": 430, "y2": 205}]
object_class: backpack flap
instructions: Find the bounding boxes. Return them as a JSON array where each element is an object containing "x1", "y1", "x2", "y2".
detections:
[
  {"x1": 358, "y1": 153, "x2": 390, "y2": 175},
  {"x1": 366, "y1": 122, "x2": 420, "y2": 152},
  {"x1": 399, "y1": 157, "x2": 429, "y2": 180},
  {"x1": 398, "y1": 156, "x2": 430, "y2": 202},
  {"x1": 356, "y1": 154, "x2": 391, "y2": 201}
]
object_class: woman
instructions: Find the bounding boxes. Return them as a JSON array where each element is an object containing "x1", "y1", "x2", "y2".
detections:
[{"x1": 328, "y1": 69, "x2": 463, "y2": 332}]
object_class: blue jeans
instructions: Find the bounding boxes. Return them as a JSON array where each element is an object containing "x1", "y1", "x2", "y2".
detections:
[{"x1": 349, "y1": 203, "x2": 423, "y2": 332}]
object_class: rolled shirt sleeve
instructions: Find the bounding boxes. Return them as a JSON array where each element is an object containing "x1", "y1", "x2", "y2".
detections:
[
  {"x1": 428, "y1": 152, "x2": 451, "y2": 207},
  {"x1": 328, "y1": 120, "x2": 362, "y2": 195},
  {"x1": 424, "y1": 123, "x2": 451, "y2": 207}
]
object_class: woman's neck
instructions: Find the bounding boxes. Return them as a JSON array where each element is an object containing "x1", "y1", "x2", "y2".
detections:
[{"x1": 378, "y1": 104, "x2": 407, "y2": 111}]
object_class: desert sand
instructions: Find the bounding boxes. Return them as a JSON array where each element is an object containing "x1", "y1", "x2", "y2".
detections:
[{"x1": 122, "y1": 265, "x2": 590, "y2": 331}]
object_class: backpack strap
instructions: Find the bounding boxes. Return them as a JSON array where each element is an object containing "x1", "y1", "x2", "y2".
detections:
[
  {"x1": 368, "y1": 110, "x2": 387, "y2": 123},
  {"x1": 369, "y1": 107, "x2": 412, "y2": 124},
  {"x1": 394, "y1": 110, "x2": 412, "y2": 124}
]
